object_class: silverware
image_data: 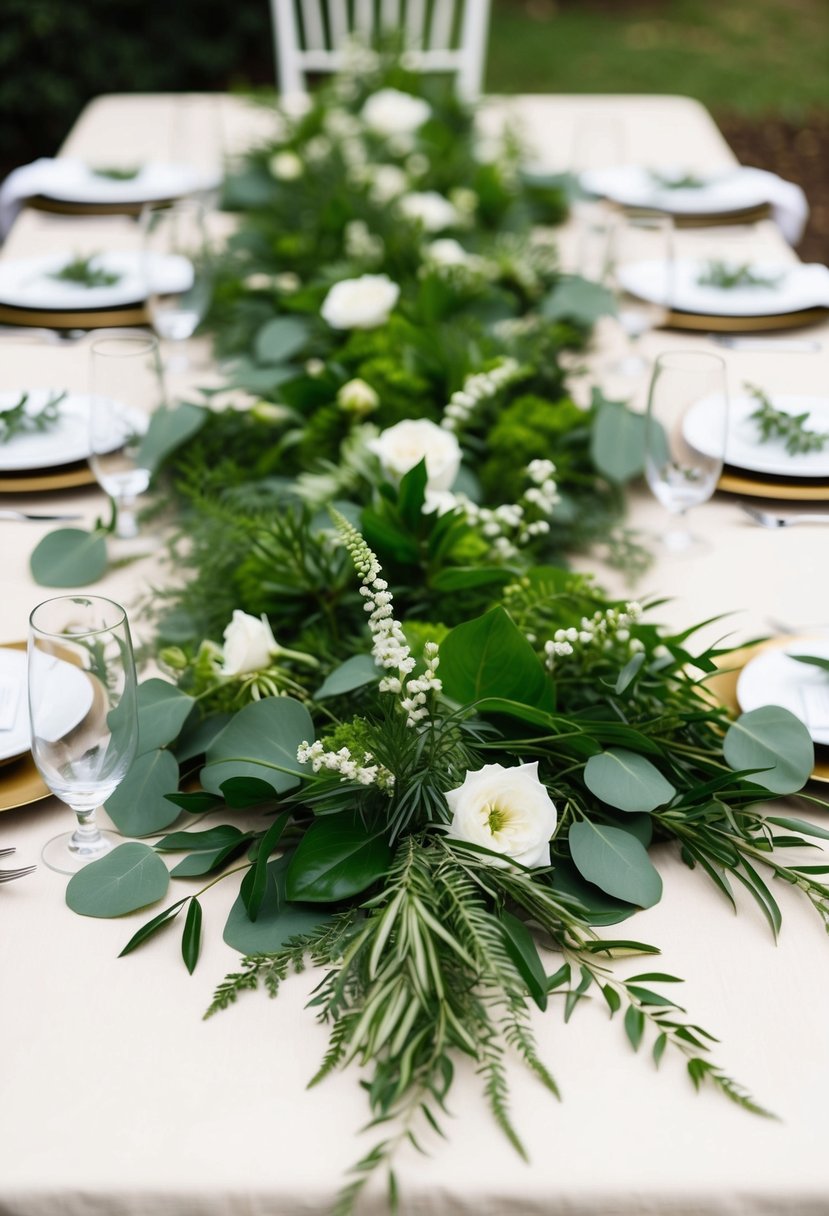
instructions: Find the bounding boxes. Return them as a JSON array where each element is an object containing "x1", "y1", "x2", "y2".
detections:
[
  {"x1": 0, "y1": 510, "x2": 82, "y2": 522},
  {"x1": 711, "y1": 336, "x2": 822, "y2": 352},
  {"x1": 0, "y1": 326, "x2": 87, "y2": 344},
  {"x1": 739, "y1": 503, "x2": 829, "y2": 528},
  {"x1": 0, "y1": 865, "x2": 36, "y2": 883}
]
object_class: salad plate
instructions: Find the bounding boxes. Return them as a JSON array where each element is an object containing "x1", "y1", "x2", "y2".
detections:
[
  {"x1": 33, "y1": 160, "x2": 221, "y2": 207},
  {"x1": 580, "y1": 165, "x2": 772, "y2": 217},
  {"x1": 684, "y1": 392, "x2": 829, "y2": 479},
  {"x1": 0, "y1": 390, "x2": 146, "y2": 472},
  {"x1": 619, "y1": 259, "x2": 829, "y2": 319},
  {"x1": 737, "y1": 637, "x2": 829, "y2": 748},
  {"x1": 0, "y1": 251, "x2": 193, "y2": 313}
]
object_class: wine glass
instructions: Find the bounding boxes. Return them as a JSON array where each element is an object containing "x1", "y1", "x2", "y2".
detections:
[
  {"x1": 141, "y1": 198, "x2": 213, "y2": 367},
  {"x1": 88, "y1": 333, "x2": 164, "y2": 540},
  {"x1": 644, "y1": 350, "x2": 728, "y2": 553},
  {"x1": 28, "y1": 595, "x2": 138, "y2": 875},
  {"x1": 607, "y1": 210, "x2": 674, "y2": 379}
]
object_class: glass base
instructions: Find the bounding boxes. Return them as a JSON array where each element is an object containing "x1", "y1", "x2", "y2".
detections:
[
  {"x1": 41, "y1": 828, "x2": 120, "y2": 875},
  {"x1": 658, "y1": 527, "x2": 709, "y2": 556}
]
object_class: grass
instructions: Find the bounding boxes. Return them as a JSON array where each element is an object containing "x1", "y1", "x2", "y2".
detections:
[{"x1": 486, "y1": 0, "x2": 828, "y2": 118}]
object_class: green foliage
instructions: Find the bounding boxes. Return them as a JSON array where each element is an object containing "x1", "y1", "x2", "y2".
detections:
[{"x1": 480, "y1": 393, "x2": 591, "y2": 501}]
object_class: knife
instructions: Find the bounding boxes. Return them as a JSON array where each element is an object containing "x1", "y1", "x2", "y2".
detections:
[{"x1": 0, "y1": 510, "x2": 82, "y2": 521}]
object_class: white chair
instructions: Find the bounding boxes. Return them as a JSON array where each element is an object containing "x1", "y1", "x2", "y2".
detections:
[{"x1": 271, "y1": 0, "x2": 492, "y2": 102}]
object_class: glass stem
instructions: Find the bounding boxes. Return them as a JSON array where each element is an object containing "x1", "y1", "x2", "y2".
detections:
[
  {"x1": 115, "y1": 498, "x2": 139, "y2": 540},
  {"x1": 71, "y1": 807, "x2": 104, "y2": 847}
]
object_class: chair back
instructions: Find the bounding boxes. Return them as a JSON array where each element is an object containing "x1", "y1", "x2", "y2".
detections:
[{"x1": 271, "y1": 0, "x2": 491, "y2": 101}]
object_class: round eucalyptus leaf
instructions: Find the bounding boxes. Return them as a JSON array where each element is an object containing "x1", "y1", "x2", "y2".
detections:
[
  {"x1": 104, "y1": 748, "x2": 181, "y2": 836},
  {"x1": 30, "y1": 528, "x2": 108, "y2": 588},
  {"x1": 136, "y1": 678, "x2": 195, "y2": 754},
  {"x1": 223, "y1": 856, "x2": 331, "y2": 953},
  {"x1": 584, "y1": 748, "x2": 675, "y2": 814},
  {"x1": 569, "y1": 820, "x2": 663, "y2": 908},
  {"x1": 724, "y1": 706, "x2": 814, "y2": 794},
  {"x1": 66, "y1": 843, "x2": 169, "y2": 918},
  {"x1": 201, "y1": 696, "x2": 313, "y2": 797},
  {"x1": 315, "y1": 654, "x2": 379, "y2": 700}
]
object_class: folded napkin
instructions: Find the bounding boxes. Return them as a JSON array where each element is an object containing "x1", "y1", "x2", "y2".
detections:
[
  {"x1": 736, "y1": 167, "x2": 809, "y2": 246},
  {"x1": 0, "y1": 158, "x2": 62, "y2": 237}
]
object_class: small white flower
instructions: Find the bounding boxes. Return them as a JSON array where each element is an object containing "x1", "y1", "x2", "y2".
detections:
[
  {"x1": 368, "y1": 163, "x2": 408, "y2": 204},
  {"x1": 398, "y1": 191, "x2": 460, "y2": 233},
  {"x1": 221, "y1": 610, "x2": 278, "y2": 676},
  {"x1": 424, "y1": 238, "x2": 471, "y2": 267},
  {"x1": 423, "y1": 488, "x2": 460, "y2": 516},
  {"x1": 269, "y1": 151, "x2": 303, "y2": 181},
  {"x1": 368, "y1": 418, "x2": 462, "y2": 492},
  {"x1": 305, "y1": 357, "x2": 326, "y2": 377},
  {"x1": 337, "y1": 378, "x2": 379, "y2": 416},
  {"x1": 445, "y1": 762, "x2": 557, "y2": 869},
  {"x1": 361, "y1": 88, "x2": 431, "y2": 137},
  {"x1": 321, "y1": 274, "x2": 400, "y2": 330}
]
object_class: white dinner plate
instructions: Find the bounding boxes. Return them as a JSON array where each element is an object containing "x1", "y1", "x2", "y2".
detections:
[
  {"x1": 0, "y1": 251, "x2": 194, "y2": 312},
  {"x1": 618, "y1": 259, "x2": 829, "y2": 318},
  {"x1": 37, "y1": 160, "x2": 221, "y2": 206},
  {"x1": 0, "y1": 390, "x2": 146, "y2": 472},
  {"x1": 683, "y1": 392, "x2": 829, "y2": 478},
  {"x1": 738, "y1": 640, "x2": 829, "y2": 747},
  {"x1": 580, "y1": 165, "x2": 770, "y2": 216},
  {"x1": 0, "y1": 649, "x2": 29, "y2": 762}
]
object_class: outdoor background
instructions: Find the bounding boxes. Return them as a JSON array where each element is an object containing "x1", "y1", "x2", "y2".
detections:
[{"x1": 2, "y1": 0, "x2": 826, "y2": 259}]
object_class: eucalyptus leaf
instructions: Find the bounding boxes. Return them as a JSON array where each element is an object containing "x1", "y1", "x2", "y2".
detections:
[
  {"x1": 440, "y1": 606, "x2": 554, "y2": 711},
  {"x1": 286, "y1": 811, "x2": 391, "y2": 902},
  {"x1": 254, "y1": 316, "x2": 309, "y2": 365},
  {"x1": 723, "y1": 706, "x2": 813, "y2": 794},
  {"x1": 135, "y1": 402, "x2": 206, "y2": 474},
  {"x1": 66, "y1": 843, "x2": 169, "y2": 918},
  {"x1": 156, "y1": 825, "x2": 247, "y2": 852},
  {"x1": 541, "y1": 274, "x2": 616, "y2": 326},
  {"x1": 315, "y1": 654, "x2": 379, "y2": 700},
  {"x1": 590, "y1": 397, "x2": 646, "y2": 484},
  {"x1": 136, "y1": 679, "x2": 195, "y2": 754},
  {"x1": 223, "y1": 856, "x2": 332, "y2": 952},
  {"x1": 104, "y1": 748, "x2": 181, "y2": 836},
  {"x1": 201, "y1": 696, "x2": 313, "y2": 797},
  {"x1": 583, "y1": 749, "x2": 676, "y2": 814},
  {"x1": 220, "y1": 776, "x2": 280, "y2": 808},
  {"x1": 170, "y1": 841, "x2": 249, "y2": 877},
  {"x1": 30, "y1": 528, "x2": 108, "y2": 588},
  {"x1": 569, "y1": 820, "x2": 663, "y2": 908},
  {"x1": 552, "y1": 859, "x2": 639, "y2": 926},
  {"x1": 174, "y1": 712, "x2": 233, "y2": 763},
  {"x1": 430, "y1": 567, "x2": 514, "y2": 592}
]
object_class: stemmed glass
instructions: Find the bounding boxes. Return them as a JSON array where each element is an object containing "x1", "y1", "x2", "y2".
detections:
[
  {"x1": 644, "y1": 350, "x2": 728, "y2": 553},
  {"x1": 88, "y1": 333, "x2": 164, "y2": 540},
  {"x1": 141, "y1": 198, "x2": 213, "y2": 369},
  {"x1": 607, "y1": 210, "x2": 674, "y2": 379},
  {"x1": 28, "y1": 595, "x2": 138, "y2": 874}
]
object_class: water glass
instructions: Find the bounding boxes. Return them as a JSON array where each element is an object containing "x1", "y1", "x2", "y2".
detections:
[
  {"x1": 644, "y1": 350, "x2": 728, "y2": 552},
  {"x1": 88, "y1": 334, "x2": 164, "y2": 540},
  {"x1": 608, "y1": 210, "x2": 674, "y2": 378},
  {"x1": 28, "y1": 595, "x2": 138, "y2": 874},
  {"x1": 142, "y1": 198, "x2": 213, "y2": 357}
]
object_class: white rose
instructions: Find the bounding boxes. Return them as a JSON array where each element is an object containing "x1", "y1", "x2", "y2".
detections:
[
  {"x1": 368, "y1": 418, "x2": 461, "y2": 492},
  {"x1": 368, "y1": 163, "x2": 409, "y2": 204},
  {"x1": 337, "y1": 377, "x2": 379, "y2": 416},
  {"x1": 398, "y1": 191, "x2": 460, "y2": 233},
  {"x1": 425, "y1": 238, "x2": 471, "y2": 266},
  {"x1": 361, "y1": 88, "x2": 431, "y2": 137},
  {"x1": 221, "y1": 610, "x2": 278, "y2": 676},
  {"x1": 445, "y1": 762, "x2": 557, "y2": 869},
  {"x1": 269, "y1": 151, "x2": 303, "y2": 181},
  {"x1": 321, "y1": 274, "x2": 400, "y2": 330}
]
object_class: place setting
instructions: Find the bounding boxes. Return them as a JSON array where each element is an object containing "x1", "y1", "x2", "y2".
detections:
[{"x1": 0, "y1": 641, "x2": 49, "y2": 815}]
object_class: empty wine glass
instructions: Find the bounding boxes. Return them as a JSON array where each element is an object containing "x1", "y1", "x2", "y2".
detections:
[
  {"x1": 28, "y1": 595, "x2": 138, "y2": 874},
  {"x1": 141, "y1": 198, "x2": 213, "y2": 368},
  {"x1": 88, "y1": 333, "x2": 164, "y2": 540},
  {"x1": 608, "y1": 210, "x2": 674, "y2": 379},
  {"x1": 644, "y1": 350, "x2": 728, "y2": 553}
]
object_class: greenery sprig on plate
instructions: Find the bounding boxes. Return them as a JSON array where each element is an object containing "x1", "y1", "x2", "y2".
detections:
[
  {"x1": 747, "y1": 383, "x2": 829, "y2": 455},
  {"x1": 49, "y1": 254, "x2": 121, "y2": 288},
  {"x1": 91, "y1": 165, "x2": 141, "y2": 181},
  {"x1": 0, "y1": 390, "x2": 64, "y2": 444},
  {"x1": 697, "y1": 260, "x2": 782, "y2": 290}
]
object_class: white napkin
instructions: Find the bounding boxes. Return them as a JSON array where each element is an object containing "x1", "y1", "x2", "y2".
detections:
[
  {"x1": 0, "y1": 158, "x2": 64, "y2": 238},
  {"x1": 736, "y1": 167, "x2": 809, "y2": 246}
]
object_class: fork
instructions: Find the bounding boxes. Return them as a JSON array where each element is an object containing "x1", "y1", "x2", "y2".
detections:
[
  {"x1": 0, "y1": 511, "x2": 82, "y2": 522},
  {"x1": 0, "y1": 865, "x2": 36, "y2": 883},
  {"x1": 739, "y1": 503, "x2": 829, "y2": 528}
]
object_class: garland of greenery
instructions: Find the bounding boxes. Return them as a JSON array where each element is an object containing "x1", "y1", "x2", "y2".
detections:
[{"x1": 60, "y1": 48, "x2": 829, "y2": 1214}]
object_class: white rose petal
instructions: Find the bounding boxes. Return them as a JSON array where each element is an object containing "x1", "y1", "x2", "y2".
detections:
[
  {"x1": 425, "y1": 238, "x2": 470, "y2": 266},
  {"x1": 445, "y1": 762, "x2": 557, "y2": 869},
  {"x1": 423, "y1": 488, "x2": 460, "y2": 516},
  {"x1": 368, "y1": 418, "x2": 462, "y2": 492},
  {"x1": 320, "y1": 274, "x2": 400, "y2": 330},
  {"x1": 361, "y1": 88, "x2": 432, "y2": 137},
  {"x1": 337, "y1": 377, "x2": 379, "y2": 415},
  {"x1": 368, "y1": 163, "x2": 409, "y2": 204},
  {"x1": 221, "y1": 610, "x2": 279, "y2": 676},
  {"x1": 398, "y1": 191, "x2": 460, "y2": 233}
]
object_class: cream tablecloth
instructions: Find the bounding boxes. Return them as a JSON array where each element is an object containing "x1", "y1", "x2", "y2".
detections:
[{"x1": 1, "y1": 94, "x2": 828, "y2": 1216}]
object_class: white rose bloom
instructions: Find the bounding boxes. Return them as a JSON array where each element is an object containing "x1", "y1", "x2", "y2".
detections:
[
  {"x1": 361, "y1": 88, "x2": 432, "y2": 137},
  {"x1": 398, "y1": 191, "x2": 460, "y2": 233},
  {"x1": 425, "y1": 238, "x2": 471, "y2": 266},
  {"x1": 368, "y1": 163, "x2": 409, "y2": 204},
  {"x1": 445, "y1": 762, "x2": 557, "y2": 869},
  {"x1": 423, "y1": 488, "x2": 460, "y2": 516},
  {"x1": 337, "y1": 378, "x2": 379, "y2": 415},
  {"x1": 221, "y1": 610, "x2": 279, "y2": 676},
  {"x1": 269, "y1": 151, "x2": 303, "y2": 180},
  {"x1": 368, "y1": 418, "x2": 461, "y2": 492},
  {"x1": 321, "y1": 274, "x2": 400, "y2": 330}
]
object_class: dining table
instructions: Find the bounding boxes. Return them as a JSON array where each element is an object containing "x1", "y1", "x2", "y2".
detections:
[{"x1": 1, "y1": 89, "x2": 829, "y2": 1216}]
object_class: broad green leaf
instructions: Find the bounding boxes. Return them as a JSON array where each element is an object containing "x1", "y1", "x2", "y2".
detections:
[
  {"x1": 541, "y1": 274, "x2": 616, "y2": 326},
  {"x1": 244, "y1": 810, "x2": 292, "y2": 921},
  {"x1": 569, "y1": 820, "x2": 663, "y2": 908},
  {"x1": 66, "y1": 842, "x2": 169, "y2": 918},
  {"x1": 163, "y1": 791, "x2": 223, "y2": 813},
  {"x1": 105, "y1": 748, "x2": 181, "y2": 836},
  {"x1": 254, "y1": 315, "x2": 309, "y2": 365},
  {"x1": 200, "y1": 696, "x2": 313, "y2": 797},
  {"x1": 156, "y1": 825, "x2": 247, "y2": 852},
  {"x1": 500, "y1": 911, "x2": 547, "y2": 1011},
  {"x1": 440, "y1": 606, "x2": 554, "y2": 711},
  {"x1": 228, "y1": 361, "x2": 296, "y2": 394},
  {"x1": 590, "y1": 397, "x2": 646, "y2": 484},
  {"x1": 136, "y1": 678, "x2": 195, "y2": 754},
  {"x1": 223, "y1": 856, "x2": 332, "y2": 953},
  {"x1": 790, "y1": 654, "x2": 829, "y2": 673},
  {"x1": 220, "y1": 776, "x2": 279, "y2": 808},
  {"x1": 135, "y1": 402, "x2": 206, "y2": 474},
  {"x1": 397, "y1": 459, "x2": 428, "y2": 530},
  {"x1": 430, "y1": 567, "x2": 514, "y2": 592},
  {"x1": 723, "y1": 706, "x2": 813, "y2": 794},
  {"x1": 181, "y1": 898, "x2": 202, "y2": 974},
  {"x1": 30, "y1": 527, "x2": 107, "y2": 588},
  {"x1": 615, "y1": 651, "x2": 646, "y2": 695},
  {"x1": 174, "y1": 712, "x2": 232, "y2": 762},
  {"x1": 552, "y1": 859, "x2": 639, "y2": 926},
  {"x1": 315, "y1": 654, "x2": 379, "y2": 700},
  {"x1": 286, "y1": 811, "x2": 391, "y2": 902},
  {"x1": 170, "y1": 841, "x2": 249, "y2": 877},
  {"x1": 584, "y1": 749, "x2": 676, "y2": 814}
]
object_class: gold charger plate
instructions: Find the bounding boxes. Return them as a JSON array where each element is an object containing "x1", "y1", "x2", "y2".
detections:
[
  {"x1": 666, "y1": 306, "x2": 828, "y2": 333},
  {"x1": 0, "y1": 302, "x2": 149, "y2": 329},
  {"x1": 718, "y1": 468, "x2": 829, "y2": 502},
  {"x1": 0, "y1": 460, "x2": 95, "y2": 493},
  {"x1": 0, "y1": 642, "x2": 50, "y2": 812},
  {"x1": 27, "y1": 196, "x2": 173, "y2": 218},
  {"x1": 707, "y1": 635, "x2": 829, "y2": 784}
]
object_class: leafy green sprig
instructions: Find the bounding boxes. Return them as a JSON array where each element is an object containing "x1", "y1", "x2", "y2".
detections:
[
  {"x1": 747, "y1": 383, "x2": 829, "y2": 455},
  {"x1": 0, "y1": 390, "x2": 64, "y2": 444},
  {"x1": 49, "y1": 255, "x2": 121, "y2": 288},
  {"x1": 697, "y1": 261, "x2": 782, "y2": 290}
]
